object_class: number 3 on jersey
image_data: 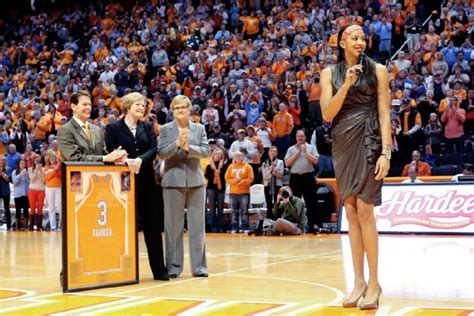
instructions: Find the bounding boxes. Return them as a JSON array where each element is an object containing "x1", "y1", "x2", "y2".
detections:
[{"x1": 97, "y1": 201, "x2": 107, "y2": 226}]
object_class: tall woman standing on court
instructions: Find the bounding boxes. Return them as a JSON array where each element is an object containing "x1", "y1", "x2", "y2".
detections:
[
  {"x1": 319, "y1": 24, "x2": 391, "y2": 310},
  {"x1": 105, "y1": 92, "x2": 169, "y2": 281}
]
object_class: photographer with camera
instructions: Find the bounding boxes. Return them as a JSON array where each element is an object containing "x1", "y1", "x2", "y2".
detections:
[{"x1": 267, "y1": 186, "x2": 306, "y2": 235}]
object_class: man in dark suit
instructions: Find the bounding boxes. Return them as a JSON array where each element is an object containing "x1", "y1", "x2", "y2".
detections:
[
  {"x1": 57, "y1": 90, "x2": 126, "y2": 163},
  {"x1": 157, "y1": 95, "x2": 209, "y2": 278},
  {"x1": 105, "y1": 92, "x2": 169, "y2": 281}
]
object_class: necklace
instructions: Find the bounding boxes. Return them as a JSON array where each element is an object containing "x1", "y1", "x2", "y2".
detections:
[{"x1": 125, "y1": 119, "x2": 137, "y2": 131}]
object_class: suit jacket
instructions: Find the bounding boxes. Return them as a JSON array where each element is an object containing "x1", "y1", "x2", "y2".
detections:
[
  {"x1": 157, "y1": 121, "x2": 209, "y2": 188},
  {"x1": 105, "y1": 119, "x2": 156, "y2": 187},
  {"x1": 57, "y1": 118, "x2": 106, "y2": 162}
]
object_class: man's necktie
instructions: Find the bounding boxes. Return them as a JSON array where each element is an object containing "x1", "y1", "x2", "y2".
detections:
[{"x1": 83, "y1": 122, "x2": 92, "y2": 142}]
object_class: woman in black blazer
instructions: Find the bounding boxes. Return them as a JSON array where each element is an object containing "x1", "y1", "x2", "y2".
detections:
[{"x1": 105, "y1": 92, "x2": 169, "y2": 281}]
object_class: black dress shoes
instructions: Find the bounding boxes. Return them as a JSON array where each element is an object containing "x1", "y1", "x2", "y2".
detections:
[
  {"x1": 154, "y1": 272, "x2": 170, "y2": 281},
  {"x1": 193, "y1": 272, "x2": 209, "y2": 278},
  {"x1": 169, "y1": 273, "x2": 178, "y2": 279}
]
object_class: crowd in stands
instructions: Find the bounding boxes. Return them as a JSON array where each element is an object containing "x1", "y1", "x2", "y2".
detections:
[{"x1": 0, "y1": 0, "x2": 472, "y2": 232}]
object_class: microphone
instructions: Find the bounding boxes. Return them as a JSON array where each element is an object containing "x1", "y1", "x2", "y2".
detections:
[{"x1": 355, "y1": 54, "x2": 365, "y2": 76}]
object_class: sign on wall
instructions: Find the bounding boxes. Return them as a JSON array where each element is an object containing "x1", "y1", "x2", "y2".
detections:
[
  {"x1": 62, "y1": 162, "x2": 138, "y2": 292},
  {"x1": 339, "y1": 183, "x2": 474, "y2": 234}
]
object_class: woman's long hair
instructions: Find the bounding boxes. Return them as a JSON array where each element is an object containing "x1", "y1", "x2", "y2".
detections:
[{"x1": 15, "y1": 159, "x2": 26, "y2": 175}]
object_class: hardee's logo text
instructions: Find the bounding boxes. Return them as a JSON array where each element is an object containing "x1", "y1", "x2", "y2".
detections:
[{"x1": 377, "y1": 190, "x2": 474, "y2": 229}]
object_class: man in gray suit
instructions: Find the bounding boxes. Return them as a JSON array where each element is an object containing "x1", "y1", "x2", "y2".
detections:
[
  {"x1": 57, "y1": 90, "x2": 127, "y2": 163},
  {"x1": 157, "y1": 95, "x2": 209, "y2": 278},
  {"x1": 56, "y1": 90, "x2": 127, "y2": 287}
]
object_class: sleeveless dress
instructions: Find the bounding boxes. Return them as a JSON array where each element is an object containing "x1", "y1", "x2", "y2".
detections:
[{"x1": 331, "y1": 60, "x2": 383, "y2": 206}]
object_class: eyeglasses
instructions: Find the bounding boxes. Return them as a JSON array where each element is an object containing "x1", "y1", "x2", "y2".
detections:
[{"x1": 173, "y1": 106, "x2": 189, "y2": 111}]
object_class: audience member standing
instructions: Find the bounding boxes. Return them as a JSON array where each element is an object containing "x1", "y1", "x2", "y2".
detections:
[
  {"x1": 261, "y1": 146, "x2": 284, "y2": 219},
  {"x1": 204, "y1": 148, "x2": 228, "y2": 233},
  {"x1": 12, "y1": 159, "x2": 30, "y2": 231},
  {"x1": 28, "y1": 158, "x2": 45, "y2": 231},
  {"x1": 441, "y1": 96, "x2": 466, "y2": 153},
  {"x1": 225, "y1": 151, "x2": 254, "y2": 233},
  {"x1": 44, "y1": 151, "x2": 61, "y2": 231},
  {"x1": 273, "y1": 103, "x2": 294, "y2": 159},
  {"x1": 0, "y1": 155, "x2": 12, "y2": 230}
]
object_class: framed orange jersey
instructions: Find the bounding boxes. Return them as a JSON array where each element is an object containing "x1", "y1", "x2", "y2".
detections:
[{"x1": 62, "y1": 162, "x2": 138, "y2": 292}]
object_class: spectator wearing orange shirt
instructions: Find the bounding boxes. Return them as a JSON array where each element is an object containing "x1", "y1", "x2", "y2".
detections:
[
  {"x1": 44, "y1": 151, "x2": 62, "y2": 231},
  {"x1": 36, "y1": 105, "x2": 62, "y2": 142},
  {"x1": 241, "y1": 12, "x2": 260, "y2": 40},
  {"x1": 94, "y1": 42, "x2": 109, "y2": 63},
  {"x1": 224, "y1": 151, "x2": 254, "y2": 233},
  {"x1": 272, "y1": 103, "x2": 294, "y2": 159},
  {"x1": 306, "y1": 73, "x2": 322, "y2": 127},
  {"x1": 401, "y1": 150, "x2": 432, "y2": 177},
  {"x1": 127, "y1": 56, "x2": 146, "y2": 87},
  {"x1": 272, "y1": 55, "x2": 289, "y2": 78}
]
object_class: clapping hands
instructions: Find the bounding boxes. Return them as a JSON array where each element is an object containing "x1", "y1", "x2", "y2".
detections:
[
  {"x1": 176, "y1": 127, "x2": 189, "y2": 150},
  {"x1": 104, "y1": 146, "x2": 128, "y2": 163}
]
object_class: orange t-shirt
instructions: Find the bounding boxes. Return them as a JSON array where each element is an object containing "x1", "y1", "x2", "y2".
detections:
[
  {"x1": 305, "y1": 82, "x2": 321, "y2": 102},
  {"x1": 44, "y1": 165, "x2": 61, "y2": 188},
  {"x1": 225, "y1": 162, "x2": 254, "y2": 194},
  {"x1": 242, "y1": 16, "x2": 260, "y2": 35},
  {"x1": 272, "y1": 111, "x2": 293, "y2": 137}
]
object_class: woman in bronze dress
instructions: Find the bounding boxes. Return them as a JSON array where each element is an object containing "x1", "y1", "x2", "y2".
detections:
[{"x1": 320, "y1": 24, "x2": 391, "y2": 310}]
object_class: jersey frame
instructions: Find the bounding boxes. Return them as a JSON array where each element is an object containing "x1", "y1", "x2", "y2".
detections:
[{"x1": 62, "y1": 162, "x2": 138, "y2": 292}]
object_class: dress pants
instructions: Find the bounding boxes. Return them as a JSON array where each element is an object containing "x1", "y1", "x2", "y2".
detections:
[
  {"x1": 163, "y1": 186, "x2": 207, "y2": 277},
  {"x1": 138, "y1": 185, "x2": 166, "y2": 278}
]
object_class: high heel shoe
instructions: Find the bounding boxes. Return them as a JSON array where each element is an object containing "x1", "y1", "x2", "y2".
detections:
[
  {"x1": 359, "y1": 286, "x2": 382, "y2": 310},
  {"x1": 342, "y1": 283, "x2": 367, "y2": 308}
]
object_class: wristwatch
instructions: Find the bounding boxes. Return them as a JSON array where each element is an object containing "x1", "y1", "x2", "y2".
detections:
[{"x1": 381, "y1": 151, "x2": 391, "y2": 160}]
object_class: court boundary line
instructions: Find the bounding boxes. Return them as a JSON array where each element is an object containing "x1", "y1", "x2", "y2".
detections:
[{"x1": 113, "y1": 250, "x2": 343, "y2": 295}]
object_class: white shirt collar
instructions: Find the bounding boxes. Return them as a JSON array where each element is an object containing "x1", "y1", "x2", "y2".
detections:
[{"x1": 72, "y1": 116, "x2": 88, "y2": 129}]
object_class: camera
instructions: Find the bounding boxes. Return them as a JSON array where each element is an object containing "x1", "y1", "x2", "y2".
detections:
[{"x1": 281, "y1": 190, "x2": 290, "y2": 198}]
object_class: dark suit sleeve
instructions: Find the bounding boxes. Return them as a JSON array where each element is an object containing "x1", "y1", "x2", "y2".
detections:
[
  {"x1": 139, "y1": 122, "x2": 157, "y2": 164},
  {"x1": 57, "y1": 125, "x2": 103, "y2": 162},
  {"x1": 105, "y1": 124, "x2": 118, "y2": 154},
  {"x1": 188, "y1": 124, "x2": 210, "y2": 159},
  {"x1": 204, "y1": 164, "x2": 213, "y2": 181},
  {"x1": 157, "y1": 125, "x2": 179, "y2": 160}
]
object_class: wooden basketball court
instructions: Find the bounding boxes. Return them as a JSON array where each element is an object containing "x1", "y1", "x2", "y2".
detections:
[{"x1": 0, "y1": 232, "x2": 472, "y2": 315}]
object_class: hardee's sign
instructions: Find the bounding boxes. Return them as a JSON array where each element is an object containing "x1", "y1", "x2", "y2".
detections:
[
  {"x1": 340, "y1": 183, "x2": 474, "y2": 233},
  {"x1": 378, "y1": 190, "x2": 474, "y2": 229}
]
